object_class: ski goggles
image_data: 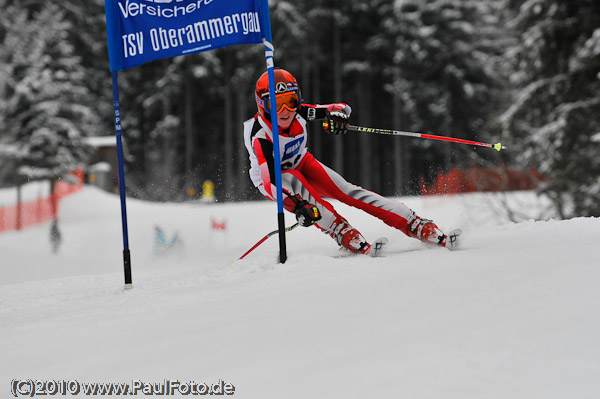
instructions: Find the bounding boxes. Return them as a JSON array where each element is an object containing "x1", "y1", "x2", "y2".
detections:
[{"x1": 265, "y1": 91, "x2": 300, "y2": 114}]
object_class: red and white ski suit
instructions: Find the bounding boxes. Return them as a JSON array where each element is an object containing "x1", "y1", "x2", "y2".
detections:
[{"x1": 243, "y1": 104, "x2": 420, "y2": 239}]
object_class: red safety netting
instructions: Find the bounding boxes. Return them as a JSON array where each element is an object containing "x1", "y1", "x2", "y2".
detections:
[
  {"x1": 420, "y1": 167, "x2": 544, "y2": 195},
  {"x1": 0, "y1": 168, "x2": 84, "y2": 232}
]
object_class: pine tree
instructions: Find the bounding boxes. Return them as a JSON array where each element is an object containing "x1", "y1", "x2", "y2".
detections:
[
  {"x1": 0, "y1": 3, "x2": 100, "y2": 183},
  {"x1": 373, "y1": 0, "x2": 507, "y2": 189},
  {"x1": 500, "y1": 0, "x2": 600, "y2": 217}
]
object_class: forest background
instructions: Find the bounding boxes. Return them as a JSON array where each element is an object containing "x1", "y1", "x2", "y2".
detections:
[{"x1": 1, "y1": 0, "x2": 599, "y2": 218}]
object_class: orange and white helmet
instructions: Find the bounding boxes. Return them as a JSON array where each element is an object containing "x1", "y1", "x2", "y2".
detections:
[{"x1": 255, "y1": 69, "x2": 301, "y2": 117}]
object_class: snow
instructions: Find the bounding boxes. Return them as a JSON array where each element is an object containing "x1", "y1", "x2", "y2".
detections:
[
  {"x1": 1, "y1": 187, "x2": 599, "y2": 398},
  {"x1": 84, "y1": 136, "x2": 118, "y2": 148}
]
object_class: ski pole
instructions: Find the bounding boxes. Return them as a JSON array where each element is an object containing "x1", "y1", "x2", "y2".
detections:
[
  {"x1": 235, "y1": 223, "x2": 300, "y2": 262},
  {"x1": 348, "y1": 125, "x2": 506, "y2": 151}
]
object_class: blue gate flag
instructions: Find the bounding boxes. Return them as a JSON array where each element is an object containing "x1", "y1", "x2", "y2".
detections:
[
  {"x1": 105, "y1": 0, "x2": 265, "y2": 71},
  {"x1": 104, "y1": 0, "x2": 290, "y2": 281}
]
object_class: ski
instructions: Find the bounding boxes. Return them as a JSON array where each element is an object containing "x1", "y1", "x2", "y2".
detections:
[
  {"x1": 444, "y1": 229, "x2": 462, "y2": 251},
  {"x1": 369, "y1": 237, "x2": 389, "y2": 257},
  {"x1": 333, "y1": 236, "x2": 389, "y2": 258},
  {"x1": 333, "y1": 230, "x2": 460, "y2": 258}
]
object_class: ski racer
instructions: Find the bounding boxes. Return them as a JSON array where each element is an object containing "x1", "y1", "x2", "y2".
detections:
[{"x1": 243, "y1": 68, "x2": 456, "y2": 255}]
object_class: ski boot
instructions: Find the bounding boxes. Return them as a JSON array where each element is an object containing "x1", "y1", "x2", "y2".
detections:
[
  {"x1": 409, "y1": 217, "x2": 461, "y2": 250},
  {"x1": 330, "y1": 218, "x2": 372, "y2": 255}
]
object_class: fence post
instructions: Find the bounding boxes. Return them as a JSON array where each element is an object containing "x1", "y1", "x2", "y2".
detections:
[
  {"x1": 50, "y1": 179, "x2": 58, "y2": 220},
  {"x1": 16, "y1": 183, "x2": 22, "y2": 231}
]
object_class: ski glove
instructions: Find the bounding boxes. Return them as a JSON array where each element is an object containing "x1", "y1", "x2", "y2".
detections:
[
  {"x1": 283, "y1": 194, "x2": 321, "y2": 227},
  {"x1": 295, "y1": 202, "x2": 321, "y2": 227},
  {"x1": 323, "y1": 104, "x2": 351, "y2": 135},
  {"x1": 323, "y1": 111, "x2": 349, "y2": 135}
]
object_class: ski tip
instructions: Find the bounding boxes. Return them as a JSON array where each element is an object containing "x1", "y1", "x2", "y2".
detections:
[
  {"x1": 445, "y1": 229, "x2": 462, "y2": 251},
  {"x1": 493, "y1": 142, "x2": 506, "y2": 151},
  {"x1": 370, "y1": 237, "x2": 389, "y2": 257},
  {"x1": 375, "y1": 237, "x2": 389, "y2": 244}
]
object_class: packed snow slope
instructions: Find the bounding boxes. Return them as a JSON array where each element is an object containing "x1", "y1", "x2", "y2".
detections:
[{"x1": 1, "y1": 186, "x2": 599, "y2": 398}]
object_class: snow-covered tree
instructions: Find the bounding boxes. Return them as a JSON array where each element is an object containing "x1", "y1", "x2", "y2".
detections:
[
  {"x1": 372, "y1": 0, "x2": 507, "y2": 190},
  {"x1": 0, "y1": 3, "x2": 99, "y2": 184},
  {"x1": 500, "y1": 0, "x2": 600, "y2": 217}
]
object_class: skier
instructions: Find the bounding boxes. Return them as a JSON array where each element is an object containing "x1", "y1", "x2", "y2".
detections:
[
  {"x1": 243, "y1": 68, "x2": 457, "y2": 255},
  {"x1": 50, "y1": 219, "x2": 62, "y2": 254}
]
